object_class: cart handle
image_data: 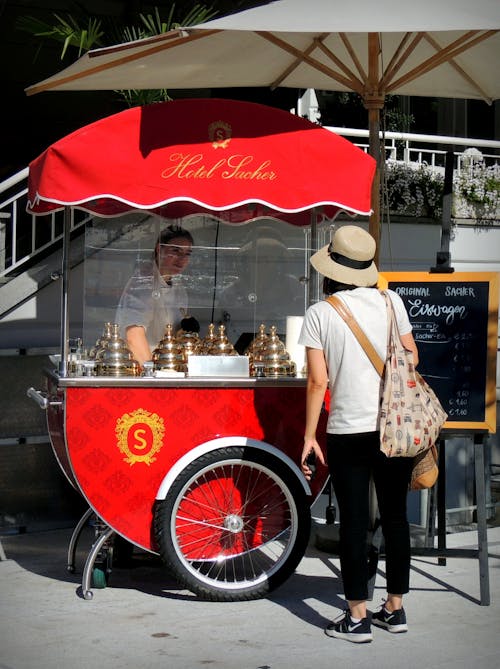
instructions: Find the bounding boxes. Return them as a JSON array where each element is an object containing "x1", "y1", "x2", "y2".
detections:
[{"x1": 27, "y1": 387, "x2": 61, "y2": 410}]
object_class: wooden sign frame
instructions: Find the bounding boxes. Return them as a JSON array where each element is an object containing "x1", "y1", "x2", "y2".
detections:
[{"x1": 379, "y1": 271, "x2": 498, "y2": 433}]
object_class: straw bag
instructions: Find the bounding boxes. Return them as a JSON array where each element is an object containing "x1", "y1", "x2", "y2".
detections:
[
  {"x1": 326, "y1": 294, "x2": 447, "y2": 488},
  {"x1": 410, "y1": 444, "x2": 439, "y2": 490}
]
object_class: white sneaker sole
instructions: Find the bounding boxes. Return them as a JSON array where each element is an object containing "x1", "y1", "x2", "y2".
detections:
[
  {"x1": 372, "y1": 620, "x2": 408, "y2": 633},
  {"x1": 325, "y1": 628, "x2": 373, "y2": 643}
]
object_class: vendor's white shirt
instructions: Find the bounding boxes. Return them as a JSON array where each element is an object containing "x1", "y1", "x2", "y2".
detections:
[
  {"x1": 298, "y1": 288, "x2": 412, "y2": 434},
  {"x1": 115, "y1": 260, "x2": 188, "y2": 349}
]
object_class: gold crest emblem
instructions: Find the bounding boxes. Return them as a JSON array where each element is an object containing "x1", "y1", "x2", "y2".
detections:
[
  {"x1": 115, "y1": 408, "x2": 165, "y2": 466},
  {"x1": 208, "y1": 120, "x2": 232, "y2": 149}
]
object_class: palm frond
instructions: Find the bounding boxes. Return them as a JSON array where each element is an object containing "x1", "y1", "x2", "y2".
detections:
[
  {"x1": 138, "y1": 4, "x2": 217, "y2": 36},
  {"x1": 17, "y1": 3, "x2": 218, "y2": 107},
  {"x1": 121, "y1": 25, "x2": 149, "y2": 44},
  {"x1": 179, "y1": 4, "x2": 218, "y2": 27},
  {"x1": 139, "y1": 6, "x2": 172, "y2": 35},
  {"x1": 17, "y1": 12, "x2": 104, "y2": 57},
  {"x1": 117, "y1": 88, "x2": 172, "y2": 107}
]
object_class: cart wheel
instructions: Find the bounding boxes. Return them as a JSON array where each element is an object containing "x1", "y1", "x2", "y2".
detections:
[{"x1": 154, "y1": 446, "x2": 311, "y2": 602}]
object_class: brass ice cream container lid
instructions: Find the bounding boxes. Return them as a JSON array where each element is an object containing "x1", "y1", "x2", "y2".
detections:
[
  {"x1": 206, "y1": 324, "x2": 238, "y2": 356},
  {"x1": 152, "y1": 323, "x2": 187, "y2": 372},
  {"x1": 254, "y1": 325, "x2": 296, "y2": 377},
  {"x1": 89, "y1": 322, "x2": 113, "y2": 360},
  {"x1": 245, "y1": 323, "x2": 269, "y2": 362},
  {"x1": 199, "y1": 323, "x2": 217, "y2": 354},
  {"x1": 177, "y1": 330, "x2": 202, "y2": 358},
  {"x1": 95, "y1": 323, "x2": 140, "y2": 376}
]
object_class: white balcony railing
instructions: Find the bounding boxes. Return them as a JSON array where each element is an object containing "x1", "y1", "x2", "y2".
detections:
[{"x1": 327, "y1": 127, "x2": 500, "y2": 171}]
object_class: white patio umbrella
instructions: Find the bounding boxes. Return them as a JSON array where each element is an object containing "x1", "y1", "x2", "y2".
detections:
[{"x1": 25, "y1": 0, "x2": 500, "y2": 249}]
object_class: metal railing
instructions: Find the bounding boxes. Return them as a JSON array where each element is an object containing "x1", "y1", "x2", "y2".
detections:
[
  {"x1": 327, "y1": 127, "x2": 500, "y2": 170},
  {"x1": 1, "y1": 128, "x2": 499, "y2": 281},
  {"x1": 0, "y1": 168, "x2": 88, "y2": 281}
]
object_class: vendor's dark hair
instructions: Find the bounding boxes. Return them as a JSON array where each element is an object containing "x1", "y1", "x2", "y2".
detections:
[
  {"x1": 323, "y1": 277, "x2": 377, "y2": 295},
  {"x1": 157, "y1": 225, "x2": 193, "y2": 246}
]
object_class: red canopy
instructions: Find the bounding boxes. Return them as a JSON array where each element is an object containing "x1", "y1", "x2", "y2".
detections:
[{"x1": 27, "y1": 98, "x2": 375, "y2": 225}]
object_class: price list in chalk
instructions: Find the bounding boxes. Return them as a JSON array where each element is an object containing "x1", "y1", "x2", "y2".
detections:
[{"x1": 389, "y1": 281, "x2": 490, "y2": 424}]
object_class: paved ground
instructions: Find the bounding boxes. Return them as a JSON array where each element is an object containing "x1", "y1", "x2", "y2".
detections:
[{"x1": 0, "y1": 523, "x2": 499, "y2": 669}]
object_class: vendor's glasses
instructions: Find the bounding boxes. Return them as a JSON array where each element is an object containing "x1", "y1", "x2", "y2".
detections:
[{"x1": 159, "y1": 244, "x2": 192, "y2": 259}]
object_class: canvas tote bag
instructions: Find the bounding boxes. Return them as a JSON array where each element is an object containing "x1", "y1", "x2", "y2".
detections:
[{"x1": 378, "y1": 292, "x2": 447, "y2": 458}]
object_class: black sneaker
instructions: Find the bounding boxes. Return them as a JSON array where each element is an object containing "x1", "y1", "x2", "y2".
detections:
[
  {"x1": 325, "y1": 610, "x2": 373, "y2": 643},
  {"x1": 371, "y1": 605, "x2": 408, "y2": 633}
]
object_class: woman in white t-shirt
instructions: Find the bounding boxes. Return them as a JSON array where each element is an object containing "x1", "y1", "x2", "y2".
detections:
[{"x1": 299, "y1": 225, "x2": 418, "y2": 644}]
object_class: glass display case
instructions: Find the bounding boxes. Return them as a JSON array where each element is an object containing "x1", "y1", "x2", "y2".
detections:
[{"x1": 80, "y1": 213, "x2": 325, "y2": 374}]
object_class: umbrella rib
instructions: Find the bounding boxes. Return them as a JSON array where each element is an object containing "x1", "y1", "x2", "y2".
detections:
[
  {"x1": 87, "y1": 28, "x2": 188, "y2": 58},
  {"x1": 422, "y1": 32, "x2": 494, "y2": 104},
  {"x1": 387, "y1": 30, "x2": 497, "y2": 102},
  {"x1": 269, "y1": 33, "x2": 329, "y2": 88},
  {"x1": 26, "y1": 29, "x2": 221, "y2": 96},
  {"x1": 319, "y1": 34, "x2": 367, "y2": 86},
  {"x1": 379, "y1": 33, "x2": 424, "y2": 91},
  {"x1": 255, "y1": 31, "x2": 364, "y2": 95}
]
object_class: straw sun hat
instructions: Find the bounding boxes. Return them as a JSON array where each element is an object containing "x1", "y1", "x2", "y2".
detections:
[{"x1": 310, "y1": 225, "x2": 378, "y2": 287}]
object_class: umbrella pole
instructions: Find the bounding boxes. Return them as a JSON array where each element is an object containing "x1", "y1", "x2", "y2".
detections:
[
  {"x1": 365, "y1": 33, "x2": 384, "y2": 264},
  {"x1": 368, "y1": 106, "x2": 381, "y2": 262}
]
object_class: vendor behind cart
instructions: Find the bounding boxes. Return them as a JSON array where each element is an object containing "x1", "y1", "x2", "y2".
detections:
[{"x1": 115, "y1": 225, "x2": 193, "y2": 365}]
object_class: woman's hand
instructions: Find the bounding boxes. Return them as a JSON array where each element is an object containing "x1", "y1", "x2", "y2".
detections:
[
  {"x1": 125, "y1": 325, "x2": 153, "y2": 366},
  {"x1": 301, "y1": 437, "x2": 326, "y2": 481}
]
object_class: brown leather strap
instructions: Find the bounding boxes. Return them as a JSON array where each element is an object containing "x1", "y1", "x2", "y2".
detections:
[{"x1": 325, "y1": 295, "x2": 385, "y2": 377}]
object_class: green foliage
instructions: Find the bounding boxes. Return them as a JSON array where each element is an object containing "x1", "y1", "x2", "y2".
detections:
[
  {"x1": 17, "y1": 4, "x2": 218, "y2": 54},
  {"x1": 383, "y1": 98, "x2": 415, "y2": 160},
  {"x1": 383, "y1": 95, "x2": 415, "y2": 134},
  {"x1": 17, "y1": 13, "x2": 105, "y2": 58},
  {"x1": 118, "y1": 4, "x2": 218, "y2": 43},
  {"x1": 118, "y1": 88, "x2": 172, "y2": 107},
  {"x1": 17, "y1": 3, "x2": 218, "y2": 105}
]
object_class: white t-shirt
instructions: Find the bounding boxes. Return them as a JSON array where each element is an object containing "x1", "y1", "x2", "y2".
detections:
[
  {"x1": 298, "y1": 288, "x2": 412, "y2": 434},
  {"x1": 115, "y1": 260, "x2": 188, "y2": 349}
]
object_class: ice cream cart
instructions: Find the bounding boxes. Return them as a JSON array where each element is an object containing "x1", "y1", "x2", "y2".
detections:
[{"x1": 27, "y1": 98, "x2": 375, "y2": 600}]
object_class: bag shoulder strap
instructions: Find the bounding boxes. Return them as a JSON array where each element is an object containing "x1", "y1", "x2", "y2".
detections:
[{"x1": 325, "y1": 295, "x2": 385, "y2": 377}]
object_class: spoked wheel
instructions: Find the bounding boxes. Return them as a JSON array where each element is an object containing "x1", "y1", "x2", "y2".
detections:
[{"x1": 154, "y1": 446, "x2": 311, "y2": 601}]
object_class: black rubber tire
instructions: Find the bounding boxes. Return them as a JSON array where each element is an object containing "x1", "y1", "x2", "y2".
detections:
[{"x1": 154, "y1": 446, "x2": 311, "y2": 601}]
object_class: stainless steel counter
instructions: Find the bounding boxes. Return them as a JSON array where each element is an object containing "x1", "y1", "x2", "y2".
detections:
[{"x1": 44, "y1": 367, "x2": 307, "y2": 389}]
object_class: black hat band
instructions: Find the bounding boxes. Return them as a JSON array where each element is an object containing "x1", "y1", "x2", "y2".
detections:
[{"x1": 329, "y1": 249, "x2": 373, "y2": 270}]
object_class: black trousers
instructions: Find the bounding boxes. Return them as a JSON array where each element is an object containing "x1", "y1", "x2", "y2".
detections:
[{"x1": 327, "y1": 431, "x2": 413, "y2": 602}]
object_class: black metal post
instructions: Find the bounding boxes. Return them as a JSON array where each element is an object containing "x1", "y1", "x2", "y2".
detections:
[
  {"x1": 474, "y1": 433, "x2": 490, "y2": 605},
  {"x1": 431, "y1": 150, "x2": 455, "y2": 273}
]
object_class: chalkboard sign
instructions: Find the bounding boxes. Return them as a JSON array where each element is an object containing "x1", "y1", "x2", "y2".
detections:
[{"x1": 379, "y1": 272, "x2": 498, "y2": 433}]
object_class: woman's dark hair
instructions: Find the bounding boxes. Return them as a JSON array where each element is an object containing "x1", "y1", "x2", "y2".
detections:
[
  {"x1": 154, "y1": 225, "x2": 193, "y2": 262},
  {"x1": 323, "y1": 277, "x2": 378, "y2": 295},
  {"x1": 157, "y1": 225, "x2": 194, "y2": 246}
]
